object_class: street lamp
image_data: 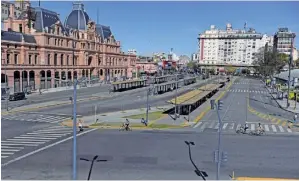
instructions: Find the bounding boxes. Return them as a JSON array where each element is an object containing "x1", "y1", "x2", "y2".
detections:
[
  {"x1": 184, "y1": 141, "x2": 208, "y2": 180},
  {"x1": 80, "y1": 155, "x2": 107, "y2": 180},
  {"x1": 174, "y1": 73, "x2": 178, "y2": 120}
]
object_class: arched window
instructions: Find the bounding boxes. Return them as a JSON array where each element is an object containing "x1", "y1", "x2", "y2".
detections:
[
  {"x1": 47, "y1": 54, "x2": 51, "y2": 65},
  {"x1": 60, "y1": 54, "x2": 63, "y2": 65}
]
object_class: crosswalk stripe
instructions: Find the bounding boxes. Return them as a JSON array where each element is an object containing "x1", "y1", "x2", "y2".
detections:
[
  {"x1": 32, "y1": 130, "x2": 72, "y2": 134},
  {"x1": 6, "y1": 138, "x2": 51, "y2": 142},
  {"x1": 271, "y1": 125, "x2": 277, "y2": 132},
  {"x1": 223, "y1": 123, "x2": 228, "y2": 129},
  {"x1": 278, "y1": 126, "x2": 284, "y2": 132},
  {"x1": 229, "y1": 123, "x2": 235, "y2": 129},
  {"x1": 2, "y1": 140, "x2": 46, "y2": 144},
  {"x1": 194, "y1": 122, "x2": 202, "y2": 128},
  {"x1": 264, "y1": 125, "x2": 270, "y2": 132},
  {"x1": 251, "y1": 124, "x2": 255, "y2": 131},
  {"x1": 1, "y1": 143, "x2": 38, "y2": 146},
  {"x1": 287, "y1": 128, "x2": 292, "y2": 133},
  {"x1": 1, "y1": 156, "x2": 9, "y2": 158},
  {"x1": 236, "y1": 124, "x2": 241, "y2": 130},
  {"x1": 27, "y1": 133, "x2": 68, "y2": 136},
  {"x1": 1, "y1": 146, "x2": 24, "y2": 149},
  {"x1": 1, "y1": 148, "x2": 21, "y2": 152},
  {"x1": 215, "y1": 123, "x2": 219, "y2": 129},
  {"x1": 1, "y1": 152, "x2": 14, "y2": 155},
  {"x1": 14, "y1": 136, "x2": 56, "y2": 140},
  {"x1": 23, "y1": 134, "x2": 62, "y2": 138},
  {"x1": 208, "y1": 122, "x2": 215, "y2": 128}
]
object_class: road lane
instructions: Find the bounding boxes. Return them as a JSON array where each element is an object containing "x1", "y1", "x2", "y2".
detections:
[{"x1": 1, "y1": 130, "x2": 298, "y2": 180}]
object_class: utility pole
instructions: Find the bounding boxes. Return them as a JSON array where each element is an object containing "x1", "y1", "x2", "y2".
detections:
[
  {"x1": 174, "y1": 73, "x2": 178, "y2": 119},
  {"x1": 210, "y1": 99, "x2": 227, "y2": 180},
  {"x1": 146, "y1": 88, "x2": 150, "y2": 123},
  {"x1": 287, "y1": 36, "x2": 295, "y2": 108}
]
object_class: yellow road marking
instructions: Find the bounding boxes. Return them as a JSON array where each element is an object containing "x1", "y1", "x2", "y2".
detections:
[{"x1": 235, "y1": 177, "x2": 299, "y2": 180}]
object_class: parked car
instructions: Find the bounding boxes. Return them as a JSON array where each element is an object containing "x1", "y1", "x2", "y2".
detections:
[{"x1": 9, "y1": 92, "x2": 26, "y2": 101}]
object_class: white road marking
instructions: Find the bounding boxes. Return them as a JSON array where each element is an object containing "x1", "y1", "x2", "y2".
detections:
[
  {"x1": 1, "y1": 156, "x2": 9, "y2": 158},
  {"x1": 287, "y1": 128, "x2": 292, "y2": 133},
  {"x1": 271, "y1": 125, "x2": 277, "y2": 132},
  {"x1": 193, "y1": 122, "x2": 202, "y2": 128},
  {"x1": 201, "y1": 122, "x2": 208, "y2": 129},
  {"x1": 1, "y1": 146, "x2": 24, "y2": 149},
  {"x1": 6, "y1": 139, "x2": 51, "y2": 142},
  {"x1": 1, "y1": 149, "x2": 20, "y2": 152},
  {"x1": 229, "y1": 123, "x2": 235, "y2": 129},
  {"x1": 1, "y1": 128, "x2": 97, "y2": 167},
  {"x1": 27, "y1": 133, "x2": 68, "y2": 136},
  {"x1": 222, "y1": 123, "x2": 228, "y2": 129},
  {"x1": 32, "y1": 130, "x2": 72, "y2": 134},
  {"x1": 278, "y1": 126, "x2": 284, "y2": 132},
  {"x1": 208, "y1": 122, "x2": 215, "y2": 128},
  {"x1": 1, "y1": 152, "x2": 14, "y2": 155},
  {"x1": 215, "y1": 123, "x2": 219, "y2": 129},
  {"x1": 264, "y1": 125, "x2": 270, "y2": 132},
  {"x1": 14, "y1": 136, "x2": 56, "y2": 140},
  {"x1": 2, "y1": 140, "x2": 46, "y2": 144},
  {"x1": 2, "y1": 143, "x2": 39, "y2": 147},
  {"x1": 251, "y1": 124, "x2": 255, "y2": 131},
  {"x1": 24, "y1": 133, "x2": 62, "y2": 138},
  {"x1": 236, "y1": 124, "x2": 241, "y2": 130}
]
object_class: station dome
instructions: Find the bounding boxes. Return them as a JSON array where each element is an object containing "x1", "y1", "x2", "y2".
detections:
[{"x1": 64, "y1": 2, "x2": 90, "y2": 30}]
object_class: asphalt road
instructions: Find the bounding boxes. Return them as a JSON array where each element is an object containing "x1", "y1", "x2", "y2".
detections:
[
  {"x1": 27, "y1": 78, "x2": 219, "y2": 117},
  {"x1": 196, "y1": 77, "x2": 296, "y2": 135},
  {"x1": 2, "y1": 129, "x2": 298, "y2": 180},
  {"x1": 1, "y1": 84, "x2": 110, "y2": 110}
]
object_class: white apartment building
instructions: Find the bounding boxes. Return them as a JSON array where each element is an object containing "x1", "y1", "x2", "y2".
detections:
[{"x1": 198, "y1": 23, "x2": 271, "y2": 65}]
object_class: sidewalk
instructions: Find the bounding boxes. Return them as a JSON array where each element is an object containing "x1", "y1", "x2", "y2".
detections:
[
  {"x1": 61, "y1": 105, "x2": 175, "y2": 129},
  {"x1": 265, "y1": 86, "x2": 299, "y2": 114}
]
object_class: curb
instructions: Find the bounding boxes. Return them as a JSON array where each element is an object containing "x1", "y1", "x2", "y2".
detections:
[{"x1": 2, "y1": 96, "x2": 102, "y2": 116}]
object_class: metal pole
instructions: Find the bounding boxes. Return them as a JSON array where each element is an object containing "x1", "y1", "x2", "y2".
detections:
[
  {"x1": 174, "y1": 74, "x2": 178, "y2": 119},
  {"x1": 188, "y1": 105, "x2": 191, "y2": 122},
  {"x1": 146, "y1": 88, "x2": 149, "y2": 123},
  {"x1": 215, "y1": 102, "x2": 222, "y2": 180},
  {"x1": 245, "y1": 96, "x2": 248, "y2": 123},
  {"x1": 5, "y1": 62, "x2": 9, "y2": 111},
  {"x1": 72, "y1": 79, "x2": 77, "y2": 180},
  {"x1": 287, "y1": 37, "x2": 294, "y2": 108},
  {"x1": 94, "y1": 105, "x2": 97, "y2": 122}
]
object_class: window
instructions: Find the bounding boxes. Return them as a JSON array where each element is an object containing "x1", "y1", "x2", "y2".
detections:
[
  {"x1": 35, "y1": 55, "x2": 37, "y2": 64},
  {"x1": 60, "y1": 54, "x2": 63, "y2": 65},
  {"x1": 14, "y1": 54, "x2": 18, "y2": 64},
  {"x1": 73, "y1": 56, "x2": 75, "y2": 65},
  {"x1": 55, "y1": 39, "x2": 57, "y2": 45},
  {"x1": 29, "y1": 55, "x2": 32, "y2": 64},
  {"x1": 47, "y1": 37, "x2": 50, "y2": 44},
  {"x1": 19, "y1": 24, "x2": 22, "y2": 33},
  {"x1": 67, "y1": 55, "x2": 69, "y2": 65},
  {"x1": 54, "y1": 54, "x2": 57, "y2": 65},
  {"x1": 47, "y1": 54, "x2": 51, "y2": 65},
  {"x1": 7, "y1": 54, "x2": 10, "y2": 64}
]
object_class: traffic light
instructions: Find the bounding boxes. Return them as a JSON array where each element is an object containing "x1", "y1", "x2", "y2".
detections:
[
  {"x1": 210, "y1": 99, "x2": 215, "y2": 110},
  {"x1": 218, "y1": 100, "x2": 223, "y2": 110},
  {"x1": 221, "y1": 151, "x2": 228, "y2": 162}
]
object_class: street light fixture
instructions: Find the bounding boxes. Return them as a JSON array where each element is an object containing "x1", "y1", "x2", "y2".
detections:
[
  {"x1": 184, "y1": 141, "x2": 208, "y2": 180},
  {"x1": 80, "y1": 155, "x2": 108, "y2": 180}
]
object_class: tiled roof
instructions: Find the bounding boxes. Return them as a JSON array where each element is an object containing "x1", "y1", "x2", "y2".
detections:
[
  {"x1": 1, "y1": 30, "x2": 36, "y2": 43},
  {"x1": 96, "y1": 24, "x2": 112, "y2": 42},
  {"x1": 64, "y1": 2, "x2": 89, "y2": 30}
]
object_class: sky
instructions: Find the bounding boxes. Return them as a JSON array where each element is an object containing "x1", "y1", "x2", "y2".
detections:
[{"x1": 30, "y1": 1, "x2": 299, "y2": 57}]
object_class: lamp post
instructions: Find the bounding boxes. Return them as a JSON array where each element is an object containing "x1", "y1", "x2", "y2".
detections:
[
  {"x1": 174, "y1": 73, "x2": 178, "y2": 119},
  {"x1": 80, "y1": 155, "x2": 107, "y2": 181},
  {"x1": 287, "y1": 33, "x2": 296, "y2": 108}
]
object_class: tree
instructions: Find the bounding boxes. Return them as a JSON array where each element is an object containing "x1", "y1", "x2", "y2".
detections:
[
  {"x1": 252, "y1": 47, "x2": 288, "y2": 77},
  {"x1": 225, "y1": 66, "x2": 237, "y2": 74}
]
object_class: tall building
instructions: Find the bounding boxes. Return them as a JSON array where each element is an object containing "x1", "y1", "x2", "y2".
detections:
[
  {"x1": 197, "y1": 23, "x2": 270, "y2": 65},
  {"x1": 1, "y1": 0, "x2": 30, "y2": 21},
  {"x1": 1, "y1": 2, "x2": 136, "y2": 93},
  {"x1": 273, "y1": 28, "x2": 296, "y2": 57}
]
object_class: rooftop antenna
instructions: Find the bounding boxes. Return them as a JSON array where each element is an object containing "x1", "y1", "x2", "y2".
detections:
[{"x1": 97, "y1": 7, "x2": 99, "y2": 24}]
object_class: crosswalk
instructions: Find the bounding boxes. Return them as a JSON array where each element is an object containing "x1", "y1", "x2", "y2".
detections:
[
  {"x1": 228, "y1": 89, "x2": 268, "y2": 94},
  {"x1": 194, "y1": 121, "x2": 293, "y2": 134},
  {"x1": 1, "y1": 113, "x2": 70, "y2": 123},
  {"x1": 233, "y1": 82, "x2": 261, "y2": 85},
  {"x1": 1, "y1": 125, "x2": 74, "y2": 159}
]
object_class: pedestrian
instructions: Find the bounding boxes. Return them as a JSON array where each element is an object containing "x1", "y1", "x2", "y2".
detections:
[{"x1": 294, "y1": 114, "x2": 297, "y2": 123}]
